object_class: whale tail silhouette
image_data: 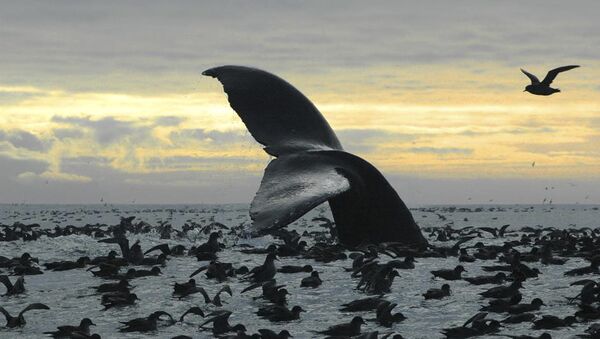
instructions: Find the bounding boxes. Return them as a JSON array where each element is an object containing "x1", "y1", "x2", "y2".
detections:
[{"x1": 203, "y1": 66, "x2": 427, "y2": 247}]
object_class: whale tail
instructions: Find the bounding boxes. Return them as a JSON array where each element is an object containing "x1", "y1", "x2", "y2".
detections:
[{"x1": 203, "y1": 66, "x2": 427, "y2": 247}]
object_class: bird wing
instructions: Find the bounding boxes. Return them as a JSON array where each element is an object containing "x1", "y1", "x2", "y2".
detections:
[
  {"x1": 19, "y1": 303, "x2": 50, "y2": 317},
  {"x1": 12, "y1": 277, "x2": 24, "y2": 291},
  {"x1": 197, "y1": 287, "x2": 212, "y2": 304},
  {"x1": 0, "y1": 275, "x2": 13, "y2": 291},
  {"x1": 180, "y1": 307, "x2": 205, "y2": 322},
  {"x1": 542, "y1": 65, "x2": 579, "y2": 86},
  {"x1": 451, "y1": 236, "x2": 476, "y2": 250},
  {"x1": 203, "y1": 65, "x2": 343, "y2": 156},
  {"x1": 153, "y1": 311, "x2": 175, "y2": 324},
  {"x1": 218, "y1": 285, "x2": 233, "y2": 297},
  {"x1": 143, "y1": 243, "x2": 170, "y2": 255},
  {"x1": 521, "y1": 69, "x2": 540, "y2": 84},
  {"x1": 258, "y1": 329, "x2": 278, "y2": 336},
  {"x1": 250, "y1": 152, "x2": 351, "y2": 234},
  {"x1": 97, "y1": 237, "x2": 121, "y2": 244},
  {"x1": 463, "y1": 312, "x2": 487, "y2": 327},
  {"x1": 189, "y1": 265, "x2": 208, "y2": 278},
  {"x1": 199, "y1": 310, "x2": 231, "y2": 327},
  {"x1": 56, "y1": 325, "x2": 77, "y2": 332},
  {"x1": 241, "y1": 281, "x2": 264, "y2": 294},
  {"x1": 0, "y1": 306, "x2": 10, "y2": 323}
]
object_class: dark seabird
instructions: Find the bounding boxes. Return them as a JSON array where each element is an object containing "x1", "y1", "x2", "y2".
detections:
[
  {"x1": 90, "y1": 279, "x2": 130, "y2": 293},
  {"x1": 43, "y1": 318, "x2": 96, "y2": 338},
  {"x1": 190, "y1": 232, "x2": 222, "y2": 255},
  {"x1": 256, "y1": 305, "x2": 305, "y2": 322},
  {"x1": 480, "y1": 280, "x2": 522, "y2": 299},
  {"x1": 203, "y1": 66, "x2": 428, "y2": 247},
  {"x1": 173, "y1": 278, "x2": 197, "y2": 296},
  {"x1": 582, "y1": 324, "x2": 600, "y2": 339},
  {"x1": 257, "y1": 329, "x2": 293, "y2": 339},
  {"x1": 441, "y1": 312, "x2": 501, "y2": 338},
  {"x1": 508, "y1": 298, "x2": 544, "y2": 314},
  {"x1": 375, "y1": 301, "x2": 406, "y2": 327},
  {"x1": 316, "y1": 316, "x2": 365, "y2": 336},
  {"x1": 0, "y1": 275, "x2": 25, "y2": 295},
  {"x1": 481, "y1": 293, "x2": 522, "y2": 312},
  {"x1": 179, "y1": 307, "x2": 205, "y2": 322},
  {"x1": 464, "y1": 272, "x2": 506, "y2": 285},
  {"x1": 200, "y1": 310, "x2": 246, "y2": 335},
  {"x1": 389, "y1": 256, "x2": 416, "y2": 270},
  {"x1": 144, "y1": 243, "x2": 186, "y2": 256},
  {"x1": 0, "y1": 303, "x2": 50, "y2": 328},
  {"x1": 243, "y1": 252, "x2": 278, "y2": 283},
  {"x1": 44, "y1": 256, "x2": 90, "y2": 271},
  {"x1": 340, "y1": 296, "x2": 387, "y2": 312},
  {"x1": 501, "y1": 312, "x2": 536, "y2": 324},
  {"x1": 423, "y1": 284, "x2": 451, "y2": 300},
  {"x1": 101, "y1": 292, "x2": 138, "y2": 310},
  {"x1": 278, "y1": 264, "x2": 313, "y2": 274},
  {"x1": 300, "y1": 271, "x2": 322, "y2": 288},
  {"x1": 242, "y1": 279, "x2": 284, "y2": 301},
  {"x1": 532, "y1": 315, "x2": 577, "y2": 330},
  {"x1": 190, "y1": 261, "x2": 236, "y2": 282},
  {"x1": 208, "y1": 285, "x2": 233, "y2": 306},
  {"x1": 521, "y1": 65, "x2": 579, "y2": 96},
  {"x1": 174, "y1": 281, "x2": 225, "y2": 303},
  {"x1": 458, "y1": 249, "x2": 476, "y2": 263},
  {"x1": 119, "y1": 311, "x2": 174, "y2": 332},
  {"x1": 506, "y1": 333, "x2": 551, "y2": 339},
  {"x1": 431, "y1": 265, "x2": 465, "y2": 280},
  {"x1": 564, "y1": 260, "x2": 599, "y2": 276}
]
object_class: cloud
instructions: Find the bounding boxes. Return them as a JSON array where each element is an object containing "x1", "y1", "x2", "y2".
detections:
[
  {"x1": 17, "y1": 171, "x2": 92, "y2": 183},
  {"x1": 169, "y1": 128, "x2": 255, "y2": 145},
  {"x1": 407, "y1": 147, "x2": 473, "y2": 155},
  {"x1": 0, "y1": 129, "x2": 49, "y2": 151},
  {"x1": 336, "y1": 128, "x2": 416, "y2": 153},
  {"x1": 1, "y1": 1, "x2": 598, "y2": 92},
  {"x1": 144, "y1": 155, "x2": 263, "y2": 171},
  {"x1": 458, "y1": 126, "x2": 556, "y2": 136},
  {"x1": 52, "y1": 115, "x2": 151, "y2": 144},
  {"x1": 154, "y1": 116, "x2": 185, "y2": 126},
  {"x1": 53, "y1": 127, "x2": 84, "y2": 140},
  {"x1": 0, "y1": 154, "x2": 48, "y2": 177}
]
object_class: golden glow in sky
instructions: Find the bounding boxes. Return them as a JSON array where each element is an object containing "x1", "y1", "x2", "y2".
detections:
[{"x1": 0, "y1": 2, "x2": 599, "y2": 203}]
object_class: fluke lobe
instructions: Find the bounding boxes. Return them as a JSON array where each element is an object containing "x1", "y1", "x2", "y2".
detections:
[{"x1": 203, "y1": 66, "x2": 427, "y2": 248}]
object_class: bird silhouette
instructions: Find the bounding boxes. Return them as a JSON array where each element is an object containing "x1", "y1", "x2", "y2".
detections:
[{"x1": 521, "y1": 65, "x2": 579, "y2": 95}]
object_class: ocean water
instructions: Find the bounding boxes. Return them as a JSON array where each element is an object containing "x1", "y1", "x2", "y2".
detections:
[{"x1": 0, "y1": 203, "x2": 598, "y2": 338}]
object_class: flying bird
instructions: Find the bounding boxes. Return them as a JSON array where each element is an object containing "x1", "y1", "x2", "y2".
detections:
[{"x1": 521, "y1": 65, "x2": 579, "y2": 96}]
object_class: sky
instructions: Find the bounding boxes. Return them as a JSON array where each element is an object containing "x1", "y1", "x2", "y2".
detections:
[{"x1": 1, "y1": 1, "x2": 599, "y2": 205}]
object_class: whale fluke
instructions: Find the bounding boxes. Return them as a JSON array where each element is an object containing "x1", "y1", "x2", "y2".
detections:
[
  {"x1": 202, "y1": 65, "x2": 342, "y2": 156},
  {"x1": 250, "y1": 152, "x2": 351, "y2": 233},
  {"x1": 203, "y1": 65, "x2": 427, "y2": 248}
]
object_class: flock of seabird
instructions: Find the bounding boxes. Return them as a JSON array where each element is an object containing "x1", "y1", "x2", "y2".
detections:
[{"x1": 1, "y1": 207, "x2": 600, "y2": 338}]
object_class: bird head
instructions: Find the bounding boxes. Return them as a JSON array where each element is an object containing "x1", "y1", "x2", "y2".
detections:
[
  {"x1": 351, "y1": 316, "x2": 366, "y2": 325},
  {"x1": 524, "y1": 85, "x2": 532, "y2": 93},
  {"x1": 279, "y1": 330, "x2": 293, "y2": 338},
  {"x1": 291, "y1": 306, "x2": 305, "y2": 313},
  {"x1": 81, "y1": 318, "x2": 96, "y2": 327}
]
